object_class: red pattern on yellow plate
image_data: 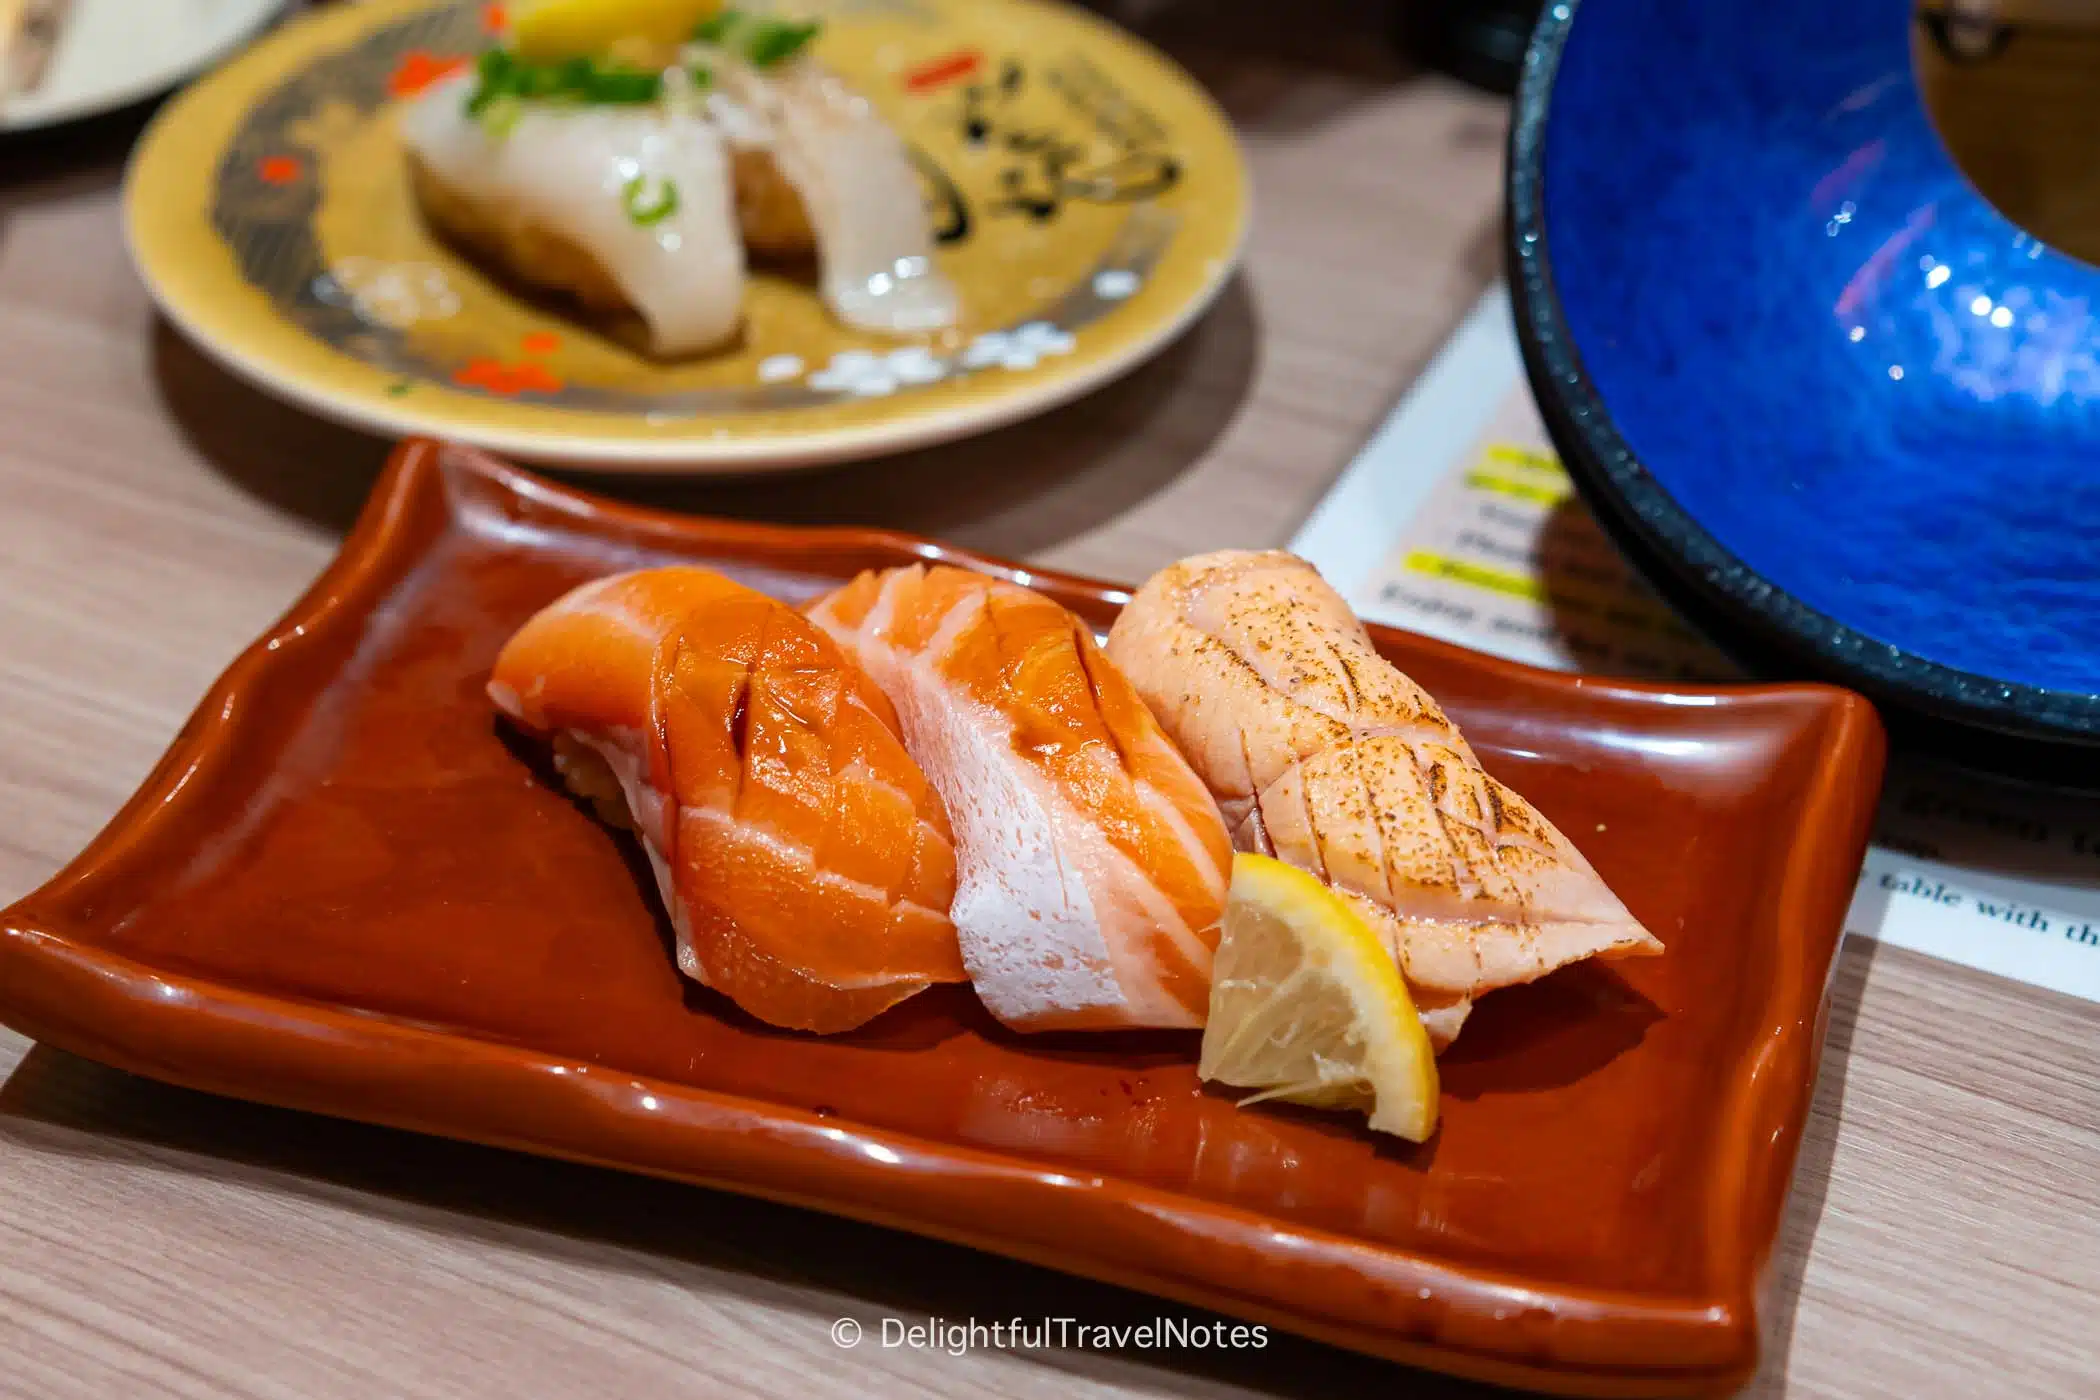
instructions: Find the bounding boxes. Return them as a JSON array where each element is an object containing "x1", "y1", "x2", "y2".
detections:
[
  {"x1": 904, "y1": 49, "x2": 981, "y2": 93},
  {"x1": 454, "y1": 358, "x2": 564, "y2": 395},
  {"x1": 389, "y1": 52, "x2": 469, "y2": 99}
]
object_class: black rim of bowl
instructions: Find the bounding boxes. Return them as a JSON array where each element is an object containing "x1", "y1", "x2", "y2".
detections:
[{"x1": 1505, "y1": 0, "x2": 2100, "y2": 776}]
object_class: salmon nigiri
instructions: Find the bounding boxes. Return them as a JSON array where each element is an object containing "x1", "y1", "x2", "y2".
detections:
[
  {"x1": 1105, "y1": 550, "x2": 1663, "y2": 1051},
  {"x1": 808, "y1": 566, "x2": 1232, "y2": 1032},
  {"x1": 489, "y1": 566, "x2": 963, "y2": 1033}
]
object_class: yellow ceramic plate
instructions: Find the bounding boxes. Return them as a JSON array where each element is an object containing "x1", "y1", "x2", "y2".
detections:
[{"x1": 125, "y1": 0, "x2": 1249, "y2": 473}]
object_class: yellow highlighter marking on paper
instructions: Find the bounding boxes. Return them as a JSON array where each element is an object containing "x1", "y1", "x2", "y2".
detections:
[
  {"x1": 1462, "y1": 469, "x2": 1571, "y2": 507},
  {"x1": 1481, "y1": 443, "x2": 1567, "y2": 477},
  {"x1": 1402, "y1": 551, "x2": 1546, "y2": 602}
]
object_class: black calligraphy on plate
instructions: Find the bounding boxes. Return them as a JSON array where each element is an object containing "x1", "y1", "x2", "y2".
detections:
[{"x1": 946, "y1": 53, "x2": 1181, "y2": 226}]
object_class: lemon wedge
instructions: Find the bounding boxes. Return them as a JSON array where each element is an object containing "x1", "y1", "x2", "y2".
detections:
[
  {"x1": 508, "y1": 0, "x2": 725, "y2": 63},
  {"x1": 1199, "y1": 854, "x2": 1440, "y2": 1142}
]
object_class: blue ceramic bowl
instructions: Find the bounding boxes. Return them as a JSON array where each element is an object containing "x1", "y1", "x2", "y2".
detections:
[{"x1": 1509, "y1": 0, "x2": 2100, "y2": 781}]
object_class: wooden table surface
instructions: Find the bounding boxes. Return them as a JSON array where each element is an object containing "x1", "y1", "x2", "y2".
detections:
[{"x1": 1, "y1": 4, "x2": 2096, "y2": 1398}]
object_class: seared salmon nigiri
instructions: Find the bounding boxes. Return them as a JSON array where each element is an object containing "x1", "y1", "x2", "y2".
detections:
[
  {"x1": 1105, "y1": 550, "x2": 1663, "y2": 1050},
  {"x1": 489, "y1": 566, "x2": 964, "y2": 1033},
  {"x1": 808, "y1": 566, "x2": 1233, "y2": 1032}
]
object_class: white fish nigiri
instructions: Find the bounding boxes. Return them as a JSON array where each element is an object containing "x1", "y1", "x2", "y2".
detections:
[
  {"x1": 400, "y1": 70, "x2": 746, "y2": 356},
  {"x1": 717, "y1": 58, "x2": 960, "y2": 336}
]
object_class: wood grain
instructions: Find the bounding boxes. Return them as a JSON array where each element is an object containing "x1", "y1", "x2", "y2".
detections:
[
  {"x1": 1916, "y1": 15, "x2": 2100, "y2": 267},
  {"x1": 0, "y1": 4, "x2": 2094, "y2": 1397}
]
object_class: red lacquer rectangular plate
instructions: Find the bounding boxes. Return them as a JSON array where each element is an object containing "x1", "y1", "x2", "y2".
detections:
[{"x1": 0, "y1": 441, "x2": 1884, "y2": 1397}]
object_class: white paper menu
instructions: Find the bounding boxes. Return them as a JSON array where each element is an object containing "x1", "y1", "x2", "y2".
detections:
[{"x1": 1291, "y1": 286, "x2": 2100, "y2": 1005}]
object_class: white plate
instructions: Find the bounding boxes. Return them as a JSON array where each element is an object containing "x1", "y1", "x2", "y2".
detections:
[{"x1": 2, "y1": 0, "x2": 289, "y2": 132}]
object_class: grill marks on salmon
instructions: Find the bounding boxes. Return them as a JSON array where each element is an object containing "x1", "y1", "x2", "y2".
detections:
[
  {"x1": 1106, "y1": 550, "x2": 1663, "y2": 1049},
  {"x1": 809, "y1": 565, "x2": 1233, "y2": 1031},
  {"x1": 488, "y1": 567, "x2": 963, "y2": 1033}
]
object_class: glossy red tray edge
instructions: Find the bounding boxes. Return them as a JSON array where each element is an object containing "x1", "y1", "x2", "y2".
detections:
[{"x1": 0, "y1": 440, "x2": 1887, "y2": 1397}]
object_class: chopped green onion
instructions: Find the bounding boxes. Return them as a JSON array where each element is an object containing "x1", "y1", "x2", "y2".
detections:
[
  {"x1": 623, "y1": 173, "x2": 680, "y2": 226},
  {"x1": 744, "y1": 19, "x2": 818, "y2": 66},
  {"x1": 692, "y1": 9, "x2": 821, "y2": 67},
  {"x1": 553, "y1": 56, "x2": 595, "y2": 93},
  {"x1": 583, "y1": 66, "x2": 663, "y2": 103},
  {"x1": 465, "y1": 47, "x2": 514, "y2": 116},
  {"x1": 480, "y1": 94, "x2": 523, "y2": 138},
  {"x1": 462, "y1": 48, "x2": 666, "y2": 127}
]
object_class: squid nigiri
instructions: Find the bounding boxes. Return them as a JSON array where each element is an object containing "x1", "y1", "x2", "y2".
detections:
[
  {"x1": 403, "y1": 69, "x2": 747, "y2": 357},
  {"x1": 711, "y1": 53, "x2": 961, "y2": 334},
  {"x1": 808, "y1": 566, "x2": 1233, "y2": 1032},
  {"x1": 488, "y1": 566, "x2": 964, "y2": 1033},
  {"x1": 399, "y1": 7, "x2": 959, "y2": 358},
  {"x1": 1105, "y1": 550, "x2": 1664, "y2": 1050}
]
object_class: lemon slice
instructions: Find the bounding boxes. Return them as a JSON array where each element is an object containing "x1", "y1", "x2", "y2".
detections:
[
  {"x1": 508, "y1": 0, "x2": 725, "y2": 63},
  {"x1": 1199, "y1": 854, "x2": 1440, "y2": 1142}
]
